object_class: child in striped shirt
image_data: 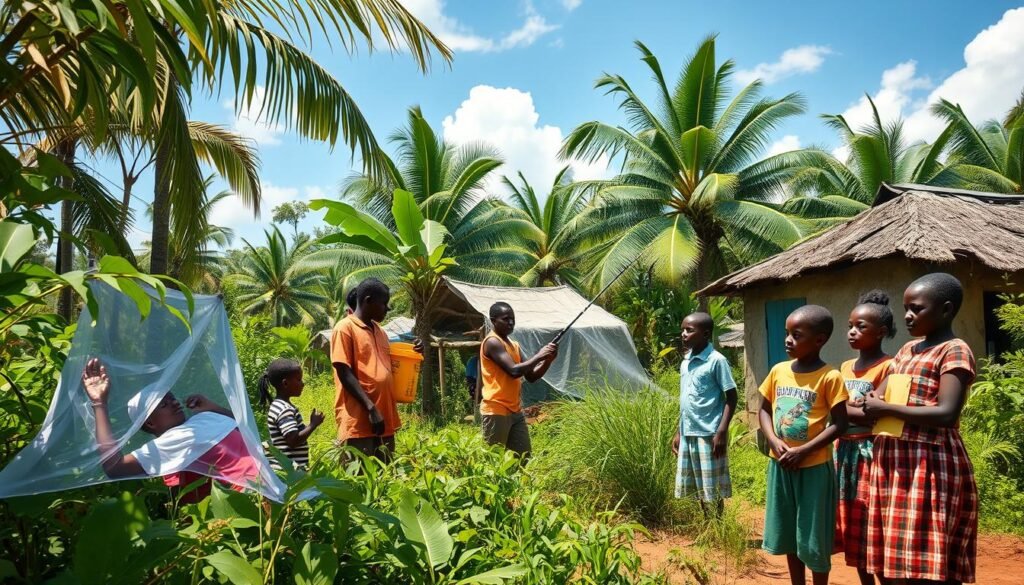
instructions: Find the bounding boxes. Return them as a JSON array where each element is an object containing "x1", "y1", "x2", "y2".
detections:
[{"x1": 260, "y1": 359, "x2": 324, "y2": 470}]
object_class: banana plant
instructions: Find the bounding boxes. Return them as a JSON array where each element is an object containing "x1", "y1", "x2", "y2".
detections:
[{"x1": 309, "y1": 188, "x2": 457, "y2": 415}]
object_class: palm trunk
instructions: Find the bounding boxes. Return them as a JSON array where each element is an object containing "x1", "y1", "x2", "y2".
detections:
[
  {"x1": 55, "y1": 139, "x2": 77, "y2": 322},
  {"x1": 150, "y1": 132, "x2": 172, "y2": 277},
  {"x1": 414, "y1": 315, "x2": 439, "y2": 417}
]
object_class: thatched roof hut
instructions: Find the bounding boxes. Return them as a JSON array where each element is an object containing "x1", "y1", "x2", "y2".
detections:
[{"x1": 699, "y1": 183, "x2": 1024, "y2": 422}]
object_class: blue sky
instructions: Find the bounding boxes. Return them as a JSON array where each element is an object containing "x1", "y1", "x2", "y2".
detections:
[{"x1": 87, "y1": 0, "x2": 1024, "y2": 249}]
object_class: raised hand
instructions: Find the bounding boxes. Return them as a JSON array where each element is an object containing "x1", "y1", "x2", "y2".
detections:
[
  {"x1": 82, "y1": 358, "x2": 111, "y2": 405},
  {"x1": 309, "y1": 408, "x2": 325, "y2": 429}
]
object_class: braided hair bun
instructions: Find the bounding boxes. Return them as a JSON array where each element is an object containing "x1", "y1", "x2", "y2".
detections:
[{"x1": 857, "y1": 289, "x2": 896, "y2": 338}]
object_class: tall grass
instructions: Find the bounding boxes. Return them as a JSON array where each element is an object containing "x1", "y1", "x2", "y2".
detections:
[{"x1": 532, "y1": 386, "x2": 679, "y2": 524}]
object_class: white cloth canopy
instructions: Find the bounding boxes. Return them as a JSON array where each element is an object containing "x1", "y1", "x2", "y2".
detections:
[
  {"x1": 0, "y1": 282, "x2": 288, "y2": 501},
  {"x1": 443, "y1": 279, "x2": 651, "y2": 400}
]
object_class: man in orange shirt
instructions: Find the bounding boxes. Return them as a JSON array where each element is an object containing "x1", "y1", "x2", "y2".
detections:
[
  {"x1": 480, "y1": 302, "x2": 558, "y2": 459},
  {"x1": 331, "y1": 278, "x2": 401, "y2": 463}
]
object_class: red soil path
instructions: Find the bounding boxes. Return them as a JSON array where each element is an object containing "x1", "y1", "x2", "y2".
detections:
[{"x1": 634, "y1": 528, "x2": 1024, "y2": 584}]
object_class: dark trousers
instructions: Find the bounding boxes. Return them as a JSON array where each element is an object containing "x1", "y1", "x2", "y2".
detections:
[{"x1": 340, "y1": 435, "x2": 396, "y2": 465}]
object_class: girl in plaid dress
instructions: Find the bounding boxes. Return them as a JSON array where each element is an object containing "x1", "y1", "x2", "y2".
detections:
[
  {"x1": 863, "y1": 273, "x2": 978, "y2": 584},
  {"x1": 836, "y1": 291, "x2": 894, "y2": 585}
]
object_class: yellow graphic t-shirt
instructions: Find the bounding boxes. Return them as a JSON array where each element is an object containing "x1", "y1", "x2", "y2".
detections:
[
  {"x1": 840, "y1": 357, "x2": 891, "y2": 438},
  {"x1": 758, "y1": 361, "x2": 848, "y2": 467}
]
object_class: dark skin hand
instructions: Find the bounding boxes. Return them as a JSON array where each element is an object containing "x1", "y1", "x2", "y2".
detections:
[
  {"x1": 485, "y1": 308, "x2": 558, "y2": 382},
  {"x1": 845, "y1": 305, "x2": 891, "y2": 428},
  {"x1": 762, "y1": 400, "x2": 848, "y2": 469},
  {"x1": 276, "y1": 371, "x2": 325, "y2": 449},
  {"x1": 758, "y1": 311, "x2": 850, "y2": 469},
  {"x1": 283, "y1": 409, "x2": 325, "y2": 449},
  {"x1": 862, "y1": 284, "x2": 970, "y2": 428},
  {"x1": 672, "y1": 315, "x2": 737, "y2": 459}
]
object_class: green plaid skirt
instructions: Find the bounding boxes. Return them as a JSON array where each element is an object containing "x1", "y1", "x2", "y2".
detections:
[{"x1": 675, "y1": 435, "x2": 731, "y2": 501}]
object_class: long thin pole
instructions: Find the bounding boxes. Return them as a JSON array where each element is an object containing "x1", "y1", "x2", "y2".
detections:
[{"x1": 552, "y1": 255, "x2": 642, "y2": 344}]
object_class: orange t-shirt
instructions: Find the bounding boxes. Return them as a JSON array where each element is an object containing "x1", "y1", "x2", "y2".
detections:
[
  {"x1": 480, "y1": 332, "x2": 522, "y2": 416},
  {"x1": 330, "y1": 315, "x2": 400, "y2": 440},
  {"x1": 839, "y1": 357, "x2": 891, "y2": 438}
]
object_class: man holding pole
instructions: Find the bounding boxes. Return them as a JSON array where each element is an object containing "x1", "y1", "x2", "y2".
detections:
[{"x1": 479, "y1": 302, "x2": 558, "y2": 459}]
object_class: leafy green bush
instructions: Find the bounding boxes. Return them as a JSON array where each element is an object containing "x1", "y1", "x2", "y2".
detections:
[
  {"x1": 531, "y1": 387, "x2": 680, "y2": 524},
  {"x1": 2, "y1": 423, "x2": 662, "y2": 583}
]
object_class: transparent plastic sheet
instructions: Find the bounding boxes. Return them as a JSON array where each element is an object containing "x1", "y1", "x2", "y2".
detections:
[
  {"x1": 443, "y1": 280, "x2": 652, "y2": 403},
  {"x1": 0, "y1": 282, "x2": 289, "y2": 502},
  {"x1": 513, "y1": 325, "x2": 652, "y2": 404}
]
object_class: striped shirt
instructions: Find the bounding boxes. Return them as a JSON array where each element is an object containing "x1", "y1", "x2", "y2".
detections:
[{"x1": 267, "y1": 399, "x2": 308, "y2": 469}]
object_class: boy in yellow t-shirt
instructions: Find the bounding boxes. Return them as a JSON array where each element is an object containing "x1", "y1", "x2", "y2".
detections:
[{"x1": 759, "y1": 305, "x2": 849, "y2": 585}]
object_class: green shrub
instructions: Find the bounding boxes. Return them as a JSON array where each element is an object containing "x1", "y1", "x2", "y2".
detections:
[
  {"x1": 3, "y1": 423, "x2": 662, "y2": 583},
  {"x1": 531, "y1": 387, "x2": 679, "y2": 524}
]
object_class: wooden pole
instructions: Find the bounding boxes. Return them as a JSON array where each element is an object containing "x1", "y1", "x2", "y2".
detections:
[{"x1": 437, "y1": 341, "x2": 446, "y2": 420}]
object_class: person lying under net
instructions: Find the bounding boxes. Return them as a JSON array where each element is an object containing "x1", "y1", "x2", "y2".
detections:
[{"x1": 82, "y1": 357, "x2": 260, "y2": 502}]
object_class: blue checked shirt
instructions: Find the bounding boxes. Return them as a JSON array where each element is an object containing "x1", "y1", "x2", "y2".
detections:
[{"x1": 679, "y1": 344, "x2": 736, "y2": 437}]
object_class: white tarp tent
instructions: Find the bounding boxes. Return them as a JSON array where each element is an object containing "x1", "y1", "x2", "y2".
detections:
[{"x1": 440, "y1": 278, "x2": 650, "y2": 402}]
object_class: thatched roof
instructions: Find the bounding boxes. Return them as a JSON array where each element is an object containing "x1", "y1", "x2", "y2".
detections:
[{"x1": 700, "y1": 183, "x2": 1024, "y2": 296}]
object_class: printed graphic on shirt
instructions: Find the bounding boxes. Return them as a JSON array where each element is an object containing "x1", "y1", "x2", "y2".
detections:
[
  {"x1": 773, "y1": 386, "x2": 816, "y2": 441},
  {"x1": 845, "y1": 379, "x2": 872, "y2": 403}
]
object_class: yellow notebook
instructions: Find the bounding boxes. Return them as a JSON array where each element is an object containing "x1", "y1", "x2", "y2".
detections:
[{"x1": 872, "y1": 374, "x2": 911, "y2": 437}]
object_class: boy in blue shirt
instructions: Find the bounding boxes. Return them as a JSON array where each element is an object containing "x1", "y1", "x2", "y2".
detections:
[{"x1": 671, "y1": 312, "x2": 738, "y2": 516}]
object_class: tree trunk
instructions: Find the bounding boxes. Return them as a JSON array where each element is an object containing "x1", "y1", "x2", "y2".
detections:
[
  {"x1": 55, "y1": 139, "x2": 77, "y2": 322},
  {"x1": 414, "y1": 315, "x2": 439, "y2": 418},
  {"x1": 150, "y1": 136, "x2": 171, "y2": 277}
]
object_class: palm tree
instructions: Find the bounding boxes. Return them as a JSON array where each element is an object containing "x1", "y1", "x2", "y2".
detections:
[
  {"x1": 930, "y1": 94, "x2": 1024, "y2": 193},
  {"x1": 502, "y1": 167, "x2": 591, "y2": 287},
  {"x1": 771, "y1": 96, "x2": 957, "y2": 218},
  {"x1": 2, "y1": 0, "x2": 452, "y2": 278},
  {"x1": 560, "y1": 37, "x2": 814, "y2": 292},
  {"x1": 138, "y1": 177, "x2": 236, "y2": 291},
  {"x1": 223, "y1": 227, "x2": 328, "y2": 327},
  {"x1": 339, "y1": 106, "x2": 538, "y2": 284}
]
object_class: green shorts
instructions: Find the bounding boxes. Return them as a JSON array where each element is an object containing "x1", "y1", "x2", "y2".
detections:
[{"x1": 762, "y1": 459, "x2": 836, "y2": 573}]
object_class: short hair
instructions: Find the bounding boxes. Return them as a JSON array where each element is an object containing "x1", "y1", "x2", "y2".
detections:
[
  {"x1": 258, "y1": 358, "x2": 302, "y2": 406},
  {"x1": 489, "y1": 302, "x2": 513, "y2": 319},
  {"x1": 356, "y1": 278, "x2": 389, "y2": 305},
  {"x1": 684, "y1": 312, "x2": 714, "y2": 334},
  {"x1": 857, "y1": 289, "x2": 896, "y2": 338},
  {"x1": 909, "y1": 272, "x2": 964, "y2": 313},
  {"x1": 346, "y1": 288, "x2": 357, "y2": 310},
  {"x1": 790, "y1": 304, "x2": 834, "y2": 338}
]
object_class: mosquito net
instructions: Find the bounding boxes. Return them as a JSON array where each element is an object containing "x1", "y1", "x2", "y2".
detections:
[
  {"x1": 443, "y1": 280, "x2": 652, "y2": 404},
  {"x1": 0, "y1": 282, "x2": 288, "y2": 502}
]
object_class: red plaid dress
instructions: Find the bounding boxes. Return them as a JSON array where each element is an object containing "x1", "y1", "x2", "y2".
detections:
[{"x1": 865, "y1": 339, "x2": 978, "y2": 582}]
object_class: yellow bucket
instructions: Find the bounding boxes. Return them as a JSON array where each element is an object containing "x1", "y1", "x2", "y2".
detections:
[{"x1": 390, "y1": 342, "x2": 423, "y2": 404}]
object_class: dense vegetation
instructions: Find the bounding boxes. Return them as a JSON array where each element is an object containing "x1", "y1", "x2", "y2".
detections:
[{"x1": 4, "y1": 1, "x2": 1024, "y2": 582}]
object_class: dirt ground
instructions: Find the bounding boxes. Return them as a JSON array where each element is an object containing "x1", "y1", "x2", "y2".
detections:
[{"x1": 634, "y1": 526, "x2": 1024, "y2": 584}]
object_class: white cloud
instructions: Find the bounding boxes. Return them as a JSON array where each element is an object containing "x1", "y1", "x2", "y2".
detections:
[
  {"x1": 904, "y1": 7, "x2": 1024, "y2": 142},
  {"x1": 735, "y1": 45, "x2": 832, "y2": 85},
  {"x1": 838, "y1": 60, "x2": 931, "y2": 133},
  {"x1": 224, "y1": 86, "x2": 285, "y2": 147},
  {"x1": 765, "y1": 135, "x2": 801, "y2": 158},
  {"x1": 561, "y1": 0, "x2": 582, "y2": 11},
  {"x1": 402, "y1": 0, "x2": 557, "y2": 53},
  {"x1": 209, "y1": 182, "x2": 329, "y2": 234},
  {"x1": 442, "y1": 85, "x2": 609, "y2": 198},
  {"x1": 837, "y1": 7, "x2": 1024, "y2": 143}
]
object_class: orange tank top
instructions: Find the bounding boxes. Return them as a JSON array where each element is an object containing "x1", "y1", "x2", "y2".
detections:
[{"x1": 480, "y1": 332, "x2": 522, "y2": 415}]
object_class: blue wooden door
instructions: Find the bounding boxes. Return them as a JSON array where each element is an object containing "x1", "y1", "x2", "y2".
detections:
[{"x1": 765, "y1": 298, "x2": 806, "y2": 366}]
